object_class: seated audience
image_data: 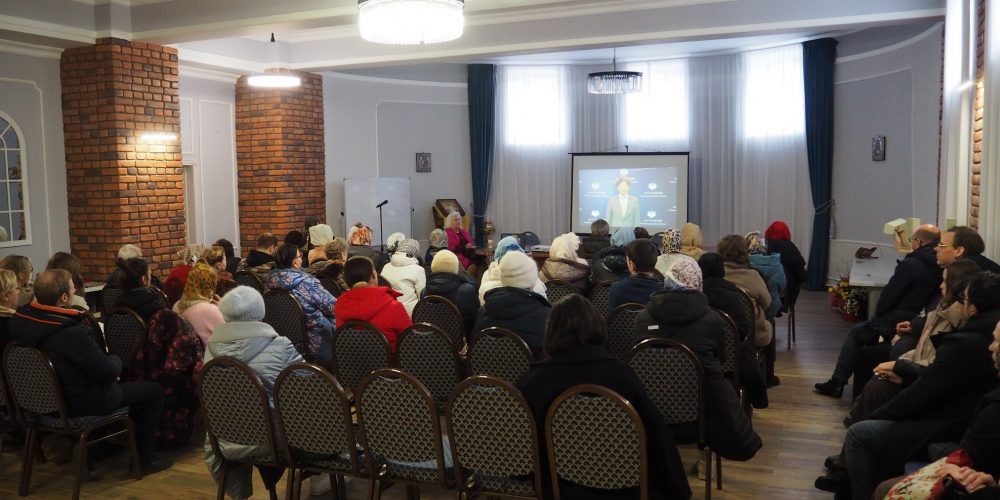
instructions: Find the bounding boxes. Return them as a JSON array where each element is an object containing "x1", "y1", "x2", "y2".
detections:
[
  {"x1": 764, "y1": 221, "x2": 807, "y2": 307},
  {"x1": 201, "y1": 245, "x2": 237, "y2": 297},
  {"x1": 0, "y1": 269, "x2": 19, "y2": 347},
  {"x1": 578, "y1": 219, "x2": 611, "y2": 259},
  {"x1": 425, "y1": 228, "x2": 449, "y2": 264},
  {"x1": 238, "y1": 232, "x2": 278, "y2": 279},
  {"x1": 936, "y1": 225, "x2": 1000, "y2": 272},
  {"x1": 680, "y1": 222, "x2": 705, "y2": 259},
  {"x1": 46, "y1": 251, "x2": 88, "y2": 311},
  {"x1": 814, "y1": 224, "x2": 942, "y2": 398},
  {"x1": 379, "y1": 238, "x2": 426, "y2": 316},
  {"x1": 115, "y1": 257, "x2": 168, "y2": 324},
  {"x1": 316, "y1": 238, "x2": 349, "y2": 296},
  {"x1": 107, "y1": 244, "x2": 164, "y2": 290},
  {"x1": 385, "y1": 232, "x2": 406, "y2": 255},
  {"x1": 655, "y1": 228, "x2": 698, "y2": 279},
  {"x1": 164, "y1": 244, "x2": 203, "y2": 307},
  {"x1": 698, "y1": 252, "x2": 769, "y2": 409},
  {"x1": 334, "y1": 256, "x2": 411, "y2": 351},
  {"x1": 589, "y1": 227, "x2": 632, "y2": 285},
  {"x1": 635, "y1": 258, "x2": 763, "y2": 461},
  {"x1": 716, "y1": 235, "x2": 773, "y2": 348},
  {"x1": 817, "y1": 272, "x2": 1000, "y2": 499},
  {"x1": 304, "y1": 243, "x2": 331, "y2": 274},
  {"x1": 10, "y1": 270, "x2": 166, "y2": 473},
  {"x1": 445, "y1": 211, "x2": 484, "y2": 277},
  {"x1": 477, "y1": 251, "x2": 552, "y2": 357},
  {"x1": 745, "y1": 231, "x2": 786, "y2": 318},
  {"x1": 203, "y1": 286, "x2": 303, "y2": 499},
  {"x1": 307, "y1": 223, "x2": 334, "y2": 265},
  {"x1": 347, "y1": 223, "x2": 384, "y2": 269},
  {"x1": 517, "y1": 294, "x2": 691, "y2": 500},
  {"x1": 422, "y1": 250, "x2": 479, "y2": 335},
  {"x1": 0, "y1": 254, "x2": 33, "y2": 306},
  {"x1": 213, "y1": 238, "x2": 241, "y2": 275},
  {"x1": 478, "y1": 235, "x2": 546, "y2": 304},
  {"x1": 266, "y1": 243, "x2": 336, "y2": 363},
  {"x1": 634, "y1": 227, "x2": 651, "y2": 240},
  {"x1": 539, "y1": 232, "x2": 591, "y2": 294},
  {"x1": 173, "y1": 263, "x2": 224, "y2": 346},
  {"x1": 608, "y1": 239, "x2": 661, "y2": 311}
]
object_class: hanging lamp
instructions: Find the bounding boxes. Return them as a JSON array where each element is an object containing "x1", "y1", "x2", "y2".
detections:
[
  {"x1": 247, "y1": 33, "x2": 301, "y2": 88},
  {"x1": 587, "y1": 48, "x2": 643, "y2": 94}
]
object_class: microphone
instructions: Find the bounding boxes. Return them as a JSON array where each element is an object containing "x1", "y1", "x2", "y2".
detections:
[{"x1": 376, "y1": 200, "x2": 389, "y2": 208}]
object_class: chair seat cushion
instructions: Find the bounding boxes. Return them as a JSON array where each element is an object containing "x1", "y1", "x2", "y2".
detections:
[
  {"x1": 384, "y1": 436, "x2": 454, "y2": 483},
  {"x1": 30, "y1": 406, "x2": 129, "y2": 430},
  {"x1": 477, "y1": 474, "x2": 536, "y2": 496}
]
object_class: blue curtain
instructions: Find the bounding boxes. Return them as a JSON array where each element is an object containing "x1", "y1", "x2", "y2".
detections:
[
  {"x1": 803, "y1": 38, "x2": 837, "y2": 290},
  {"x1": 468, "y1": 64, "x2": 496, "y2": 247}
]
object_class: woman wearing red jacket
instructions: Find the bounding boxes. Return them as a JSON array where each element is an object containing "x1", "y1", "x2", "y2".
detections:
[{"x1": 334, "y1": 256, "x2": 412, "y2": 351}]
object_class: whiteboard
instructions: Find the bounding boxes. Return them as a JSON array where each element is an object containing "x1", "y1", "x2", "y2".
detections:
[{"x1": 343, "y1": 178, "x2": 411, "y2": 249}]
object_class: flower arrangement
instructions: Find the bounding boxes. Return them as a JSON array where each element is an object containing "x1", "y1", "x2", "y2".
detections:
[{"x1": 828, "y1": 279, "x2": 868, "y2": 322}]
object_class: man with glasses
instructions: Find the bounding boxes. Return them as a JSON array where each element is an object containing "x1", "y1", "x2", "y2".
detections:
[{"x1": 936, "y1": 225, "x2": 1000, "y2": 272}]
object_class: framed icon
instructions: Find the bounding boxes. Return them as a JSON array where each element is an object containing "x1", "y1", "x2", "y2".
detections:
[
  {"x1": 872, "y1": 136, "x2": 886, "y2": 161},
  {"x1": 416, "y1": 152, "x2": 432, "y2": 172}
]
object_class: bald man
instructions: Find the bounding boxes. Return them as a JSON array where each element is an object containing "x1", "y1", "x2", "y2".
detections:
[{"x1": 815, "y1": 224, "x2": 944, "y2": 398}]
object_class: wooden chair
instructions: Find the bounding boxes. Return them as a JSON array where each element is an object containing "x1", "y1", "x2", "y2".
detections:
[
  {"x1": 605, "y1": 302, "x2": 645, "y2": 360},
  {"x1": 234, "y1": 271, "x2": 265, "y2": 293},
  {"x1": 544, "y1": 279, "x2": 579, "y2": 306},
  {"x1": 262, "y1": 289, "x2": 310, "y2": 360},
  {"x1": 331, "y1": 320, "x2": 392, "y2": 392},
  {"x1": 628, "y1": 337, "x2": 718, "y2": 498},
  {"x1": 468, "y1": 327, "x2": 533, "y2": 385},
  {"x1": 104, "y1": 307, "x2": 146, "y2": 365},
  {"x1": 4, "y1": 344, "x2": 141, "y2": 499},
  {"x1": 411, "y1": 295, "x2": 466, "y2": 349},
  {"x1": 446, "y1": 376, "x2": 543, "y2": 499},
  {"x1": 396, "y1": 323, "x2": 462, "y2": 411},
  {"x1": 588, "y1": 280, "x2": 615, "y2": 319},
  {"x1": 545, "y1": 384, "x2": 649, "y2": 500},
  {"x1": 274, "y1": 363, "x2": 367, "y2": 500},
  {"x1": 197, "y1": 357, "x2": 290, "y2": 500},
  {"x1": 356, "y1": 368, "x2": 454, "y2": 500}
]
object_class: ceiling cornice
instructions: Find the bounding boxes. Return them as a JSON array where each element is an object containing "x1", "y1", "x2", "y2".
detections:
[{"x1": 0, "y1": 39, "x2": 63, "y2": 59}]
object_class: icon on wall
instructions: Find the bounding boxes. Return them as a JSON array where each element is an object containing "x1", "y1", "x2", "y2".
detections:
[
  {"x1": 872, "y1": 136, "x2": 886, "y2": 162},
  {"x1": 416, "y1": 152, "x2": 432, "y2": 172}
]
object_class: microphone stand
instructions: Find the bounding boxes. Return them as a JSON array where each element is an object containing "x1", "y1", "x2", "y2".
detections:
[{"x1": 377, "y1": 200, "x2": 388, "y2": 252}]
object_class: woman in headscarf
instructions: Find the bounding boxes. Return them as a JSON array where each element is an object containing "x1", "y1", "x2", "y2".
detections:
[
  {"x1": 172, "y1": 262, "x2": 224, "y2": 346},
  {"x1": 478, "y1": 235, "x2": 547, "y2": 305},
  {"x1": 764, "y1": 220, "x2": 807, "y2": 309},
  {"x1": 307, "y1": 223, "x2": 334, "y2": 265},
  {"x1": 539, "y1": 232, "x2": 591, "y2": 294},
  {"x1": 590, "y1": 227, "x2": 634, "y2": 285},
  {"x1": 316, "y1": 238, "x2": 350, "y2": 296},
  {"x1": 745, "y1": 231, "x2": 786, "y2": 319},
  {"x1": 164, "y1": 244, "x2": 205, "y2": 307},
  {"x1": 655, "y1": 228, "x2": 697, "y2": 280},
  {"x1": 379, "y1": 238, "x2": 426, "y2": 316},
  {"x1": 201, "y1": 245, "x2": 237, "y2": 297},
  {"x1": 634, "y1": 258, "x2": 763, "y2": 462},
  {"x1": 346, "y1": 222, "x2": 385, "y2": 270},
  {"x1": 680, "y1": 222, "x2": 705, "y2": 259},
  {"x1": 426, "y1": 228, "x2": 449, "y2": 264}
]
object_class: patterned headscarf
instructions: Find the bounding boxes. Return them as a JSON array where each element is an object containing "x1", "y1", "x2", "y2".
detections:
[
  {"x1": 611, "y1": 227, "x2": 635, "y2": 248},
  {"x1": 386, "y1": 232, "x2": 406, "y2": 252},
  {"x1": 745, "y1": 231, "x2": 767, "y2": 255},
  {"x1": 662, "y1": 228, "x2": 682, "y2": 254},
  {"x1": 429, "y1": 229, "x2": 448, "y2": 249},
  {"x1": 349, "y1": 225, "x2": 373, "y2": 246},
  {"x1": 665, "y1": 257, "x2": 703, "y2": 291},
  {"x1": 176, "y1": 263, "x2": 217, "y2": 312},
  {"x1": 494, "y1": 235, "x2": 524, "y2": 263},
  {"x1": 177, "y1": 244, "x2": 206, "y2": 265}
]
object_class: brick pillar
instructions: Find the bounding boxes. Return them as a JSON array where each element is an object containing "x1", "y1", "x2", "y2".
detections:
[
  {"x1": 971, "y1": 0, "x2": 986, "y2": 229},
  {"x1": 61, "y1": 38, "x2": 184, "y2": 280},
  {"x1": 235, "y1": 72, "x2": 326, "y2": 252}
]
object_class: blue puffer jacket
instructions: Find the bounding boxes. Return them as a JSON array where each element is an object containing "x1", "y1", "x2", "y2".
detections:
[
  {"x1": 749, "y1": 253, "x2": 786, "y2": 318},
  {"x1": 265, "y1": 268, "x2": 336, "y2": 361}
]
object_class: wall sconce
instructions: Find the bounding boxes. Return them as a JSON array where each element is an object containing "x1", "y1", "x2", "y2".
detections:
[{"x1": 139, "y1": 132, "x2": 178, "y2": 142}]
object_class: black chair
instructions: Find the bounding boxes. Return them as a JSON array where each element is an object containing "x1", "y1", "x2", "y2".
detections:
[
  {"x1": 712, "y1": 308, "x2": 743, "y2": 393},
  {"x1": 520, "y1": 231, "x2": 541, "y2": 249},
  {"x1": 4, "y1": 344, "x2": 141, "y2": 499},
  {"x1": 79, "y1": 310, "x2": 107, "y2": 354},
  {"x1": 446, "y1": 376, "x2": 543, "y2": 499},
  {"x1": 732, "y1": 287, "x2": 765, "y2": 368},
  {"x1": 99, "y1": 285, "x2": 123, "y2": 320},
  {"x1": 234, "y1": 271, "x2": 265, "y2": 293},
  {"x1": 262, "y1": 289, "x2": 310, "y2": 360},
  {"x1": 545, "y1": 384, "x2": 649, "y2": 500},
  {"x1": 197, "y1": 357, "x2": 290, "y2": 500},
  {"x1": 316, "y1": 275, "x2": 343, "y2": 298},
  {"x1": 544, "y1": 279, "x2": 579, "y2": 306},
  {"x1": 784, "y1": 297, "x2": 797, "y2": 350},
  {"x1": 411, "y1": 295, "x2": 466, "y2": 349},
  {"x1": 468, "y1": 327, "x2": 534, "y2": 385},
  {"x1": 588, "y1": 280, "x2": 615, "y2": 319},
  {"x1": 331, "y1": 320, "x2": 392, "y2": 392},
  {"x1": 104, "y1": 307, "x2": 146, "y2": 364},
  {"x1": 396, "y1": 323, "x2": 462, "y2": 411},
  {"x1": 605, "y1": 302, "x2": 645, "y2": 360}
]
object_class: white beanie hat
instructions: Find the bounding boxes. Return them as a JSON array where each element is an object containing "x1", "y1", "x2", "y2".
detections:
[
  {"x1": 309, "y1": 224, "x2": 334, "y2": 246},
  {"x1": 500, "y1": 251, "x2": 538, "y2": 290},
  {"x1": 219, "y1": 286, "x2": 266, "y2": 322},
  {"x1": 431, "y1": 249, "x2": 460, "y2": 274}
]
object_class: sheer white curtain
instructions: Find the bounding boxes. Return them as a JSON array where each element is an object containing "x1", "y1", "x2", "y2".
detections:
[{"x1": 490, "y1": 44, "x2": 812, "y2": 253}]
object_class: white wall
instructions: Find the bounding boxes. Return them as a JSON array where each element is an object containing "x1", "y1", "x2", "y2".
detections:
[
  {"x1": 0, "y1": 51, "x2": 70, "y2": 272},
  {"x1": 829, "y1": 23, "x2": 944, "y2": 279},
  {"x1": 323, "y1": 72, "x2": 471, "y2": 248}
]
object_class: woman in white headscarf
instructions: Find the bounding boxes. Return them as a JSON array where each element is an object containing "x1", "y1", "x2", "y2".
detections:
[
  {"x1": 539, "y1": 232, "x2": 591, "y2": 294},
  {"x1": 479, "y1": 236, "x2": 547, "y2": 305}
]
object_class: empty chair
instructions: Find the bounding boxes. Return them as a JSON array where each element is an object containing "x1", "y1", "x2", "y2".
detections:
[
  {"x1": 4, "y1": 344, "x2": 141, "y2": 499},
  {"x1": 520, "y1": 231, "x2": 541, "y2": 249},
  {"x1": 589, "y1": 280, "x2": 614, "y2": 318},
  {"x1": 331, "y1": 320, "x2": 392, "y2": 392},
  {"x1": 104, "y1": 307, "x2": 147, "y2": 364},
  {"x1": 396, "y1": 323, "x2": 462, "y2": 410},
  {"x1": 446, "y1": 376, "x2": 543, "y2": 499},
  {"x1": 605, "y1": 303, "x2": 645, "y2": 360},
  {"x1": 544, "y1": 279, "x2": 579, "y2": 306},
  {"x1": 545, "y1": 384, "x2": 649, "y2": 500},
  {"x1": 262, "y1": 289, "x2": 310, "y2": 360},
  {"x1": 356, "y1": 368, "x2": 454, "y2": 499},
  {"x1": 234, "y1": 271, "x2": 265, "y2": 293},
  {"x1": 468, "y1": 327, "x2": 533, "y2": 384},
  {"x1": 411, "y1": 295, "x2": 465, "y2": 348},
  {"x1": 274, "y1": 363, "x2": 367, "y2": 500}
]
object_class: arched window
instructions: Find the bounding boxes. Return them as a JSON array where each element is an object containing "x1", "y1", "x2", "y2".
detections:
[{"x1": 0, "y1": 114, "x2": 29, "y2": 245}]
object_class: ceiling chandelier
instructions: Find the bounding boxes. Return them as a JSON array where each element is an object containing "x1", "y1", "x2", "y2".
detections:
[
  {"x1": 358, "y1": 0, "x2": 465, "y2": 45},
  {"x1": 587, "y1": 48, "x2": 643, "y2": 95},
  {"x1": 247, "y1": 33, "x2": 301, "y2": 88}
]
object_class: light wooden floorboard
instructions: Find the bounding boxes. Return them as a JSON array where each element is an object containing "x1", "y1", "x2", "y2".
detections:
[{"x1": 0, "y1": 290, "x2": 853, "y2": 499}]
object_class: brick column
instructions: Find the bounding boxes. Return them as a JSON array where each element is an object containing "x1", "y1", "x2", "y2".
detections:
[
  {"x1": 61, "y1": 38, "x2": 184, "y2": 280},
  {"x1": 235, "y1": 72, "x2": 326, "y2": 252},
  {"x1": 971, "y1": 0, "x2": 986, "y2": 229}
]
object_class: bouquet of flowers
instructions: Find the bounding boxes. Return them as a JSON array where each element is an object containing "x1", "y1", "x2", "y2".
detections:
[{"x1": 828, "y1": 279, "x2": 868, "y2": 322}]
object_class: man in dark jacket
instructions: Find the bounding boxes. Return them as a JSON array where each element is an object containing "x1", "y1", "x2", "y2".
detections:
[
  {"x1": 422, "y1": 250, "x2": 479, "y2": 336},
  {"x1": 936, "y1": 225, "x2": 1000, "y2": 273},
  {"x1": 9, "y1": 269, "x2": 165, "y2": 472},
  {"x1": 820, "y1": 271, "x2": 1000, "y2": 500},
  {"x1": 608, "y1": 239, "x2": 662, "y2": 311},
  {"x1": 238, "y1": 232, "x2": 278, "y2": 279},
  {"x1": 578, "y1": 219, "x2": 611, "y2": 260},
  {"x1": 474, "y1": 251, "x2": 551, "y2": 357},
  {"x1": 815, "y1": 224, "x2": 943, "y2": 398}
]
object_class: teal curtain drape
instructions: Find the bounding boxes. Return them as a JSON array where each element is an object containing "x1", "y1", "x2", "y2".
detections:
[
  {"x1": 802, "y1": 38, "x2": 838, "y2": 290},
  {"x1": 467, "y1": 64, "x2": 496, "y2": 247}
]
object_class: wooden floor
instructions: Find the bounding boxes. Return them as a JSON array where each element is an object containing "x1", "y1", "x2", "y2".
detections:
[{"x1": 0, "y1": 290, "x2": 853, "y2": 499}]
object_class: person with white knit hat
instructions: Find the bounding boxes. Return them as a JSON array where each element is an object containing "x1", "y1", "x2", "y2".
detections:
[
  {"x1": 423, "y1": 250, "x2": 480, "y2": 334},
  {"x1": 379, "y1": 238, "x2": 426, "y2": 317},
  {"x1": 474, "y1": 251, "x2": 552, "y2": 357},
  {"x1": 307, "y1": 224, "x2": 334, "y2": 264},
  {"x1": 204, "y1": 286, "x2": 304, "y2": 499}
]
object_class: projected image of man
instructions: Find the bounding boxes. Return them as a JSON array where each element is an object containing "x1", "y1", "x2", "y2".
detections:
[{"x1": 606, "y1": 176, "x2": 640, "y2": 228}]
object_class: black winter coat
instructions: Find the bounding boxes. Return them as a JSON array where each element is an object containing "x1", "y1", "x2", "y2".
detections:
[
  {"x1": 702, "y1": 277, "x2": 753, "y2": 341},
  {"x1": 474, "y1": 287, "x2": 550, "y2": 358},
  {"x1": 958, "y1": 386, "x2": 1000, "y2": 479},
  {"x1": 966, "y1": 254, "x2": 1000, "y2": 273},
  {"x1": 10, "y1": 303, "x2": 123, "y2": 417},
  {"x1": 608, "y1": 274, "x2": 661, "y2": 312},
  {"x1": 578, "y1": 236, "x2": 610, "y2": 260},
  {"x1": 422, "y1": 272, "x2": 480, "y2": 335},
  {"x1": 869, "y1": 308, "x2": 1000, "y2": 480},
  {"x1": 590, "y1": 246, "x2": 630, "y2": 285},
  {"x1": 517, "y1": 346, "x2": 692, "y2": 500},
  {"x1": 115, "y1": 286, "x2": 168, "y2": 325},
  {"x1": 634, "y1": 289, "x2": 762, "y2": 461},
  {"x1": 875, "y1": 242, "x2": 943, "y2": 319},
  {"x1": 766, "y1": 238, "x2": 807, "y2": 305}
]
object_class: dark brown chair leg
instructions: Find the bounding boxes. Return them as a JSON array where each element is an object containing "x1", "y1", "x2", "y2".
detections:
[
  {"x1": 17, "y1": 427, "x2": 36, "y2": 496},
  {"x1": 71, "y1": 433, "x2": 89, "y2": 500},
  {"x1": 284, "y1": 468, "x2": 297, "y2": 500},
  {"x1": 703, "y1": 448, "x2": 712, "y2": 500},
  {"x1": 125, "y1": 419, "x2": 142, "y2": 479},
  {"x1": 716, "y1": 453, "x2": 723, "y2": 490},
  {"x1": 405, "y1": 484, "x2": 420, "y2": 500},
  {"x1": 217, "y1": 461, "x2": 229, "y2": 500}
]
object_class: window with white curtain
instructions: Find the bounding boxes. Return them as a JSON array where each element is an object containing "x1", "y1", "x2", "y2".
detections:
[
  {"x1": 624, "y1": 59, "x2": 689, "y2": 143},
  {"x1": 743, "y1": 45, "x2": 805, "y2": 138},
  {"x1": 503, "y1": 66, "x2": 567, "y2": 146}
]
